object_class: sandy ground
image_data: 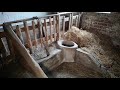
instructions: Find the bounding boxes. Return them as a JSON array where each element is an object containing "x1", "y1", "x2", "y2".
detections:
[
  {"x1": 50, "y1": 62, "x2": 107, "y2": 78},
  {"x1": 1, "y1": 26, "x2": 120, "y2": 78},
  {"x1": 41, "y1": 26, "x2": 120, "y2": 78}
]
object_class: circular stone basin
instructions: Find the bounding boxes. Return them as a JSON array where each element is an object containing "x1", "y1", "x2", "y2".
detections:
[{"x1": 62, "y1": 40, "x2": 74, "y2": 47}]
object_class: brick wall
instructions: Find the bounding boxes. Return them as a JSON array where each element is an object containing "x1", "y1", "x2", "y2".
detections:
[{"x1": 81, "y1": 12, "x2": 120, "y2": 47}]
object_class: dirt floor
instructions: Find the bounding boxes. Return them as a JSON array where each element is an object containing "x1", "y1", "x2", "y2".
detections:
[
  {"x1": 0, "y1": 61, "x2": 35, "y2": 78},
  {"x1": 40, "y1": 51, "x2": 110, "y2": 78},
  {"x1": 41, "y1": 26, "x2": 120, "y2": 78},
  {"x1": 1, "y1": 26, "x2": 120, "y2": 78},
  {"x1": 49, "y1": 62, "x2": 107, "y2": 78}
]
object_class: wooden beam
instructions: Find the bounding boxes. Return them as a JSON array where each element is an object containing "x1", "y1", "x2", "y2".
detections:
[
  {"x1": 71, "y1": 13, "x2": 73, "y2": 27},
  {"x1": 55, "y1": 16, "x2": 58, "y2": 40},
  {"x1": 16, "y1": 25, "x2": 24, "y2": 44},
  {"x1": 78, "y1": 12, "x2": 82, "y2": 28},
  {"x1": 40, "y1": 19, "x2": 44, "y2": 47},
  {"x1": 75, "y1": 15, "x2": 78, "y2": 27},
  {"x1": 32, "y1": 20, "x2": 38, "y2": 48},
  {"x1": 62, "y1": 16, "x2": 65, "y2": 39},
  {"x1": 57, "y1": 15, "x2": 60, "y2": 40},
  {"x1": 49, "y1": 17, "x2": 52, "y2": 43},
  {"x1": 37, "y1": 19, "x2": 42, "y2": 47},
  {"x1": 44, "y1": 19, "x2": 48, "y2": 45},
  {"x1": 53, "y1": 16, "x2": 56, "y2": 42},
  {"x1": 23, "y1": 21, "x2": 33, "y2": 54},
  {"x1": 3, "y1": 23, "x2": 48, "y2": 78},
  {"x1": 56, "y1": 15, "x2": 60, "y2": 41},
  {"x1": 69, "y1": 14, "x2": 71, "y2": 30}
]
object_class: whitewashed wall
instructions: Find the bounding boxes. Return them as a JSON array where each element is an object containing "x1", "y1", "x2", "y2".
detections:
[{"x1": 0, "y1": 12, "x2": 49, "y2": 24}]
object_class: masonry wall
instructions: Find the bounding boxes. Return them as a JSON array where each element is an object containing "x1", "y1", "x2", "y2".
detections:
[{"x1": 81, "y1": 12, "x2": 120, "y2": 47}]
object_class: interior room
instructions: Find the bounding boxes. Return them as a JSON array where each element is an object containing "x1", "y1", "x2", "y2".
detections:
[{"x1": 0, "y1": 12, "x2": 120, "y2": 78}]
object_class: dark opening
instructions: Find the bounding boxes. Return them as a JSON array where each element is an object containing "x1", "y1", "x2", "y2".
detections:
[{"x1": 62, "y1": 41, "x2": 74, "y2": 47}]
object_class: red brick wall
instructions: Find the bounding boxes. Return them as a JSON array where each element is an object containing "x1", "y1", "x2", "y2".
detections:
[{"x1": 81, "y1": 12, "x2": 120, "y2": 47}]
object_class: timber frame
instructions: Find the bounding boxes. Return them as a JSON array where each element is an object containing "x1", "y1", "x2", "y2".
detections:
[{"x1": 0, "y1": 12, "x2": 82, "y2": 78}]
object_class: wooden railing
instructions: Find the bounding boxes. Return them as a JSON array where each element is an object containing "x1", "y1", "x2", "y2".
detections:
[
  {"x1": 1, "y1": 12, "x2": 82, "y2": 77},
  {"x1": 10, "y1": 12, "x2": 82, "y2": 53},
  {"x1": 3, "y1": 23, "x2": 48, "y2": 78}
]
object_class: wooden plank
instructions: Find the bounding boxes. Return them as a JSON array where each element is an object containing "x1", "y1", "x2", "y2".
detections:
[
  {"x1": 53, "y1": 16, "x2": 56, "y2": 41},
  {"x1": 32, "y1": 20, "x2": 38, "y2": 48},
  {"x1": 16, "y1": 25, "x2": 24, "y2": 44},
  {"x1": 49, "y1": 17, "x2": 52, "y2": 43},
  {"x1": 3, "y1": 23, "x2": 48, "y2": 78},
  {"x1": 68, "y1": 14, "x2": 71, "y2": 30},
  {"x1": 5, "y1": 36, "x2": 15, "y2": 60},
  {"x1": 23, "y1": 21, "x2": 33, "y2": 54},
  {"x1": 62, "y1": 16, "x2": 65, "y2": 39},
  {"x1": 44, "y1": 19, "x2": 48, "y2": 45}
]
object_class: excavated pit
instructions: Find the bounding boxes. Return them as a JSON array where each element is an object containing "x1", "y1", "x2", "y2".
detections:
[
  {"x1": 39, "y1": 26, "x2": 120, "y2": 78},
  {"x1": 62, "y1": 41, "x2": 74, "y2": 47}
]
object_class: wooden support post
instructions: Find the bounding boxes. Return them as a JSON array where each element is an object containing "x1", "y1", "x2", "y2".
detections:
[
  {"x1": 23, "y1": 21, "x2": 33, "y2": 54},
  {"x1": 78, "y1": 12, "x2": 81, "y2": 28},
  {"x1": 53, "y1": 16, "x2": 56, "y2": 41},
  {"x1": 62, "y1": 16, "x2": 65, "y2": 39},
  {"x1": 69, "y1": 14, "x2": 71, "y2": 30},
  {"x1": 3, "y1": 23, "x2": 48, "y2": 78},
  {"x1": 37, "y1": 19, "x2": 43, "y2": 47},
  {"x1": 56, "y1": 15, "x2": 60, "y2": 41},
  {"x1": 16, "y1": 25, "x2": 24, "y2": 44},
  {"x1": 75, "y1": 15, "x2": 78, "y2": 27},
  {"x1": 55, "y1": 16, "x2": 58, "y2": 41},
  {"x1": 32, "y1": 20, "x2": 38, "y2": 48},
  {"x1": 49, "y1": 17, "x2": 52, "y2": 43},
  {"x1": 44, "y1": 19, "x2": 48, "y2": 45},
  {"x1": 58, "y1": 15, "x2": 60, "y2": 40},
  {"x1": 39, "y1": 20, "x2": 43, "y2": 37},
  {"x1": 71, "y1": 13, "x2": 73, "y2": 27}
]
